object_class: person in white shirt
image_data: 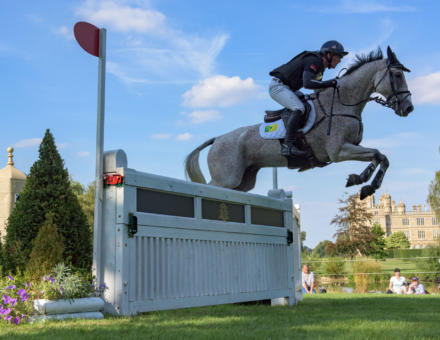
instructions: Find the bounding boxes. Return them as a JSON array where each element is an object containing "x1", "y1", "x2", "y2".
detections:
[
  {"x1": 302, "y1": 264, "x2": 316, "y2": 294},
  {"x1": 387, "y1": 268, "x2": 407, "y2": 294},
  {"x1": 407, "y1": 277, "x2": 425, "y2": 295}
]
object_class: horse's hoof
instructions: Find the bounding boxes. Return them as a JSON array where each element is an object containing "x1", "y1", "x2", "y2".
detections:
[
  {"x1": 346, "y1": 174, "x2": 363, "y2": 187},
  {"x1": 360, "y1": 185, "x2": 375, "y2": 200}
]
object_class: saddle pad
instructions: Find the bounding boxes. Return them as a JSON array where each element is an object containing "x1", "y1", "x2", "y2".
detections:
[
  {"x1": 259, "y1": 119, "x2": 286, "y2": 139},
  {"x1": 259, "y1": 100, "x2": 316, "y2": 140}
]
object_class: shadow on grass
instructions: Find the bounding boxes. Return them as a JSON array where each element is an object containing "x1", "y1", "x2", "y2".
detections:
[{"x1": 2, "y1": 295, "x2": 440, "y2": 339}]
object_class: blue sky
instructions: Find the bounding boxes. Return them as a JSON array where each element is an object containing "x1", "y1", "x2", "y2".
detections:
[{"x1": 1, "y1": 0, "x2": 439, "y2": 247}]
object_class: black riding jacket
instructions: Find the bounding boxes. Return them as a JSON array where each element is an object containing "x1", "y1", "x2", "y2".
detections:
[{"x1": 269, "y1": 51, "x2": 336, "y2": 91}]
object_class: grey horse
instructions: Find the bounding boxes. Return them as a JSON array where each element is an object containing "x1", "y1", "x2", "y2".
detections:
[{"x1": 185, "y1": 47, "x2": 413, "y2": 199}]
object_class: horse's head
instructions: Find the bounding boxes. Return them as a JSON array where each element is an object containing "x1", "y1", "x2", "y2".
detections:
[{"x1": 374, "y1": 46, "x2": 413, "y2": 117}]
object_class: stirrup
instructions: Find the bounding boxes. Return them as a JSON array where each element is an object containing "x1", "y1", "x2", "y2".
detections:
[{"x1": 281, "y1": 143, "x2": 306, "y2": 157}]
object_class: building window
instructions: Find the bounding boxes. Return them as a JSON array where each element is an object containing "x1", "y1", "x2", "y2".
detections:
[
  {"x1": 374, "y1": 219, "x2": 380, "y2": 224},
  {"x1": 417, "y1": 230, "x2": 426, "y2": 239},
  {"x1": 402, "y1": 218, "x2": 409, "y2": 226},
  {"x1": 374, "y1": 211, "x2": 378, "y2": 215},
  {"x1": 433, "y1": 217, "x2": 438, "y2": 225},
  {"x1": 416, "y1": 218, "x2": 424, "y2": 226},
  {"x1": 404, "y1": 231, "x2": 411, "y2": 240},
  {"x1": 434, "y1": 230, "x2": 440, "y2": 240}
]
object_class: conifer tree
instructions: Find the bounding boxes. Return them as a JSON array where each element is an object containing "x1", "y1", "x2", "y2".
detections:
[
  {"x1": 4, "y1": 129, "x2": 92, "y2": 273},
  {"x1": 25, "y1": 213, "x2": 64, "y2": 282}
]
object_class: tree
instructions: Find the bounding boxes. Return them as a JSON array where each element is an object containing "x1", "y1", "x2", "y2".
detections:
[
  {"x1": 385, "y1": 231, "x2": 410, "y2": 249},
  {"x1": 428, "y1": 170, "x2": 440, "y2": 220},
  {"x1": 300, "y1": 231, "x2": 306, "y2": 252},
  {"x1": 4, "y1": 129, "x2": 92, "y2": 273},
  {"x1": 71, "y1": 179, "x2": 95, "y2": 231},
  {"x1": 25, "y1": 213, "x2": 64, "y2": 282},
  {"x1": 311, "y1": 240, "x2": 333, "y2": 258},
  {"x1": 331, "y1": 193, "x2": 375, "y2": 257},
  {"x1": 369, "y1": 223, "x2": 387, "y2": 259}
]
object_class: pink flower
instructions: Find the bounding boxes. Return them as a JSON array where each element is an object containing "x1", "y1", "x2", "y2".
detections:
[
  {"x1": 7, "y1": 275, "x2": 14, "y2": 281},
  {"x1": 10, "y1": 298, "x2": 17, "y2": 306},
  {"x1": 13, "y1": 317, "x2": 21, "y2": 325},
  {"x1": 4, "y1": 315, "x2": 12, "y2": 322}
]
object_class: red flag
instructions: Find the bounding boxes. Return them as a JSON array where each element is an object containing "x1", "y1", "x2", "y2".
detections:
[{"x1": 74, "y1": 21, "x2": 100, "y2": 57}]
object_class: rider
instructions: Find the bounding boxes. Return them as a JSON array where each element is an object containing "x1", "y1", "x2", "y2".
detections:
[{"x1": 269, "y1": 40, "x2": 348, "y2": 157}]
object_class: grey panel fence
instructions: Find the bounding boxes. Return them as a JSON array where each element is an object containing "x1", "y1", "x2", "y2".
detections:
[{"x1": 95, "y1": 150, "x2": 302, "y2": 315}]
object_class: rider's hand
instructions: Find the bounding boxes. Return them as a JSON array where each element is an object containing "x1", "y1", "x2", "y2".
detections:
[{"x1": 332, "y1": 78, "x2": 340, "y2": 88}]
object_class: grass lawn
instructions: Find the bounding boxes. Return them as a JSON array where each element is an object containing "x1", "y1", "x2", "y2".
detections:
[{"x1": 1, "y1": 294, "x2": 439, "y2": 339}]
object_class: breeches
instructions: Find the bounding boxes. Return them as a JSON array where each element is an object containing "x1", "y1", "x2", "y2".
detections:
[{"x1": 269, "y1": 78, "x2": 305, "y2": 113}]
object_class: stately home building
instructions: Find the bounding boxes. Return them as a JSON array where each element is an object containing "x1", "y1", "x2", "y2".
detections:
[
  {"x1": 363, "y1": 193, "x2": 439, "y2": 249},
  {"x1": 0, "y1": 148, "x2": 26, "y2": 239}
]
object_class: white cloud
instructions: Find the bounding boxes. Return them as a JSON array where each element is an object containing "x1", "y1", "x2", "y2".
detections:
[
  {"x1": 77, "y1": 0, "x2": 228, "y2": 79},
  {"x1": 14, "y1": 138, "x2": 42, "y2": 148},
  {"x1": 175, "y1": 133, "x2": 193, "y2": 141},
  {"x1": 182, "y1": 75, "x2": 262, "y2": 108},
  {"x1": 408, "y1": 72, "x2": 440, "y2": 104},
  {"x1": 77, "y1": 151, "x2": 91, "y2": 157},
  {"x1": 188, "y1": 110, "x2": 222, "y2": 124},
  {"x1": 151, "y1": 133, "x2": 172, "y2": 140},
  {"x1": 54, "y1": 26, "x2": 73, "y2": 40},
  {"x1": 310, "y1": 0, "x2": 416, "y2": 14},
  {"x1": 77, "y1": 0, "x2": 166, "y2": 34}
]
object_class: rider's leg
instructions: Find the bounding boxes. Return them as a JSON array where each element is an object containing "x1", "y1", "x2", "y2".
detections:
[{"x1": 269, "y1": 79, "x2": 306, "y2": 156}]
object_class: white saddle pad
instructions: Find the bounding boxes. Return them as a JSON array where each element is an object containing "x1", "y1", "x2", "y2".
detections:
[{"x1": 259, "y1": 100, "x2": 316, "y2": 139}]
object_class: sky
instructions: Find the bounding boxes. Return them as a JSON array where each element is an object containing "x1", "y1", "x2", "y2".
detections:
[{"x1": 1, "y1": 0, "x2": 440, "y2": 248}]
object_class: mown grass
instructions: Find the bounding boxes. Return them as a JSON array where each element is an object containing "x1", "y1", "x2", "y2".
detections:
[{"x1": 1, "y1": 294, "x2": 439, "y2": 339}]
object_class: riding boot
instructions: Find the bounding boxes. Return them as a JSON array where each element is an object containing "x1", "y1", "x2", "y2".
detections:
[{"x1": 281, "y1": 110, "x2": 307, "y2": 157}]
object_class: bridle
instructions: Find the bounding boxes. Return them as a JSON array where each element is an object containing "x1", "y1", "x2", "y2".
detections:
[
  {"x1": 311, "y1": 60, "x2": 412, "y2": 136},
  {"x1": 334, "y1": 62, "x2": 412, "y2": 113}
]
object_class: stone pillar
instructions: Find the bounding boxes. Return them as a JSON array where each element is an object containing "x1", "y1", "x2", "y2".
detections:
[{"x1": 0, "y1": 147, "x2": 26, "y2": 239}]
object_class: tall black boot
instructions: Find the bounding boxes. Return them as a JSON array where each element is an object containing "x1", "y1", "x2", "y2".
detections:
[{"x1": 281, "y1": 110, "x2": 306, "y2": 157}]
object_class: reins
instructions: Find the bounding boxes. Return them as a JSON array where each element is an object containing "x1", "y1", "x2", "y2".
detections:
[{"x1": 309, "y1": 63, "x2": 411, "y2": 136}]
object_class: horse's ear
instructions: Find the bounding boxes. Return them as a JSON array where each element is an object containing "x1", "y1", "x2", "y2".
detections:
[{"x1": 387, "y1": 46, "x2": 396, "y2": 64}]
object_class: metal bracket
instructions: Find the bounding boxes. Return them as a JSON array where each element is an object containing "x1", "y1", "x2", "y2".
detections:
[
  {"x1": 287, "y1": 230, "x2": 293, "y2": 245},
  {"x1": 127, "y1": 213, "x2": 138, "y2": 237}
]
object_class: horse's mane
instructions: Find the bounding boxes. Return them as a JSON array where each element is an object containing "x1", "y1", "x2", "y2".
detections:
[{"x1": 342, "y1": 48, "x2": 383, "y2": 77}]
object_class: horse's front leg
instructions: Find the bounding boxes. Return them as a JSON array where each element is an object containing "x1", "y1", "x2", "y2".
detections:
[{"x1": 329, "y1": 143, "x2": 389, "y2": 200}]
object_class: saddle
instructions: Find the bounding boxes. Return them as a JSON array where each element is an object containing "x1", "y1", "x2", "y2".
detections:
[
  {"x1": 264, "y1": 91, "x2": 312, "y2": 124},
  {"x1": 263, "y1": 91, "x2": 329, "y2": 171}
]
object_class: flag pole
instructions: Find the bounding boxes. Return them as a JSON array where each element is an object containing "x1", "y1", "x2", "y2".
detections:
[{"x1": 93, "y1": 27, "x2": 106, "y2": 285}]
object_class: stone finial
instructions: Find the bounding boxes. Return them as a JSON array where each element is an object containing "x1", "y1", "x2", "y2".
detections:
[{"x1": 7, "y1": 147, "x2": 14, "y2": 166}]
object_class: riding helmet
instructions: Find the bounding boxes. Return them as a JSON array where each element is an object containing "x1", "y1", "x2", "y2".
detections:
[{"x1": 320, "y1": 40, "x2": 349, "y2": 56}]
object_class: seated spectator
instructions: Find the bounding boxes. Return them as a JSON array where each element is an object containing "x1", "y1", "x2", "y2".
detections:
[
  {"x1": 407, "y1": 277, "x2": 425, "y2": 295},
  {"x1": 387, "y1": 268, "x2": 407, "y2": 294},
  {"x1": 302, "y1": 264, "x2": 316, "y2": 294}
]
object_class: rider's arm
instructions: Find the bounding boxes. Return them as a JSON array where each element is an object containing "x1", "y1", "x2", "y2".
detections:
[
  {"x1": 303, "y1": 70, "x2": 336, "y2": 89},
  {"x1": 302, "y1": 57, "x2": 337, "y2": 89}
]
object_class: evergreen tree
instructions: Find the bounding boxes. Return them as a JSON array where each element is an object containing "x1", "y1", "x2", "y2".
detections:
[
  {"x1": 25, "y1": 213, "x2": 64, "y2": 282},
  {"x1": 4, "y1": 129, "x2": 92, "y2": 273},
  {"x1": 71, "y1": 179, "x2": 95, "y2": 232}
]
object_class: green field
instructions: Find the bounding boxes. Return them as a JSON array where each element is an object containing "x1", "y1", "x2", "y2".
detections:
[{"x1": 1, "y1": 294, "x2": 439, "y2": 339}]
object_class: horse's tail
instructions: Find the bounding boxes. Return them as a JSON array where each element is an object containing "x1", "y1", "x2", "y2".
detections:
[{"x1": 184, "y1": 137, "x2": 215, "y2": 184}]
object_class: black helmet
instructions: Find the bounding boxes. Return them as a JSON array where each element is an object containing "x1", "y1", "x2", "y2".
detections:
[{"x1": 320, "y1": 40, "x2": 348, "y2": 57}]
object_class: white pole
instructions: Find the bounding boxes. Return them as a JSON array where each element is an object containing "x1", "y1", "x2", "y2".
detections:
[
  {"x1": 272, "y1": 167, "x2": 278, "y2": 190},
  {"x1": 93, "y1": 28, "x2": 106, "y2": 285}
]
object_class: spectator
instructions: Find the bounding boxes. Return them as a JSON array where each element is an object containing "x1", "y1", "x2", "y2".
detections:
[
  {"x1": 387, "y1": 268, "x2": 407, "y2": 294},
  {"x1": 302, "y1": 264, "x2": 316, "y2": 294},
  {"x1": 407, "y1": 277, "x2": 425, "y2": 295}
]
